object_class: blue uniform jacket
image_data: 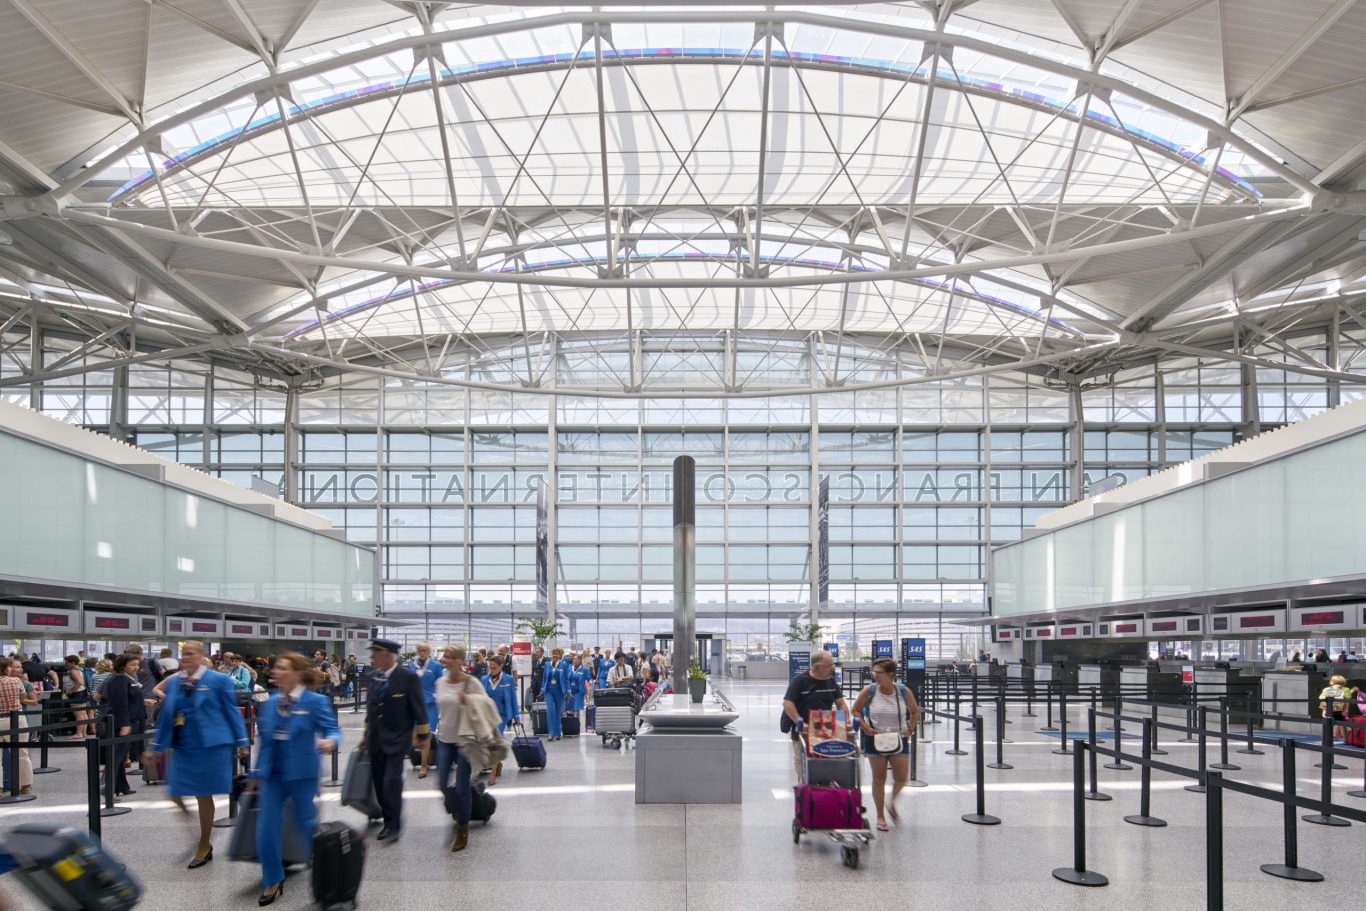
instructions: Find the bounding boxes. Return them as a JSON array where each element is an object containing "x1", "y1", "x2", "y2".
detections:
[
  {"x1": 151, "y1": 669, "x2": 248, "y2": 752},
  {"x1": 567, "y1": 665, "x2": 589, "y2": 698},
  {"x1": 251, "y1": 689, "x2": 341, "y2": 783},
  {"x1": 541, "y1": 658, "x2": 570, "y2": 694},
  {"x1": 407, "y1": 658, "x2": 441, "y2": 707},
  {"x1": 482, "y1": 672, "x2": 519, "y2": 727},
  {"x1": 596, "y1": 660, "x2": 611, "y2": 688}
]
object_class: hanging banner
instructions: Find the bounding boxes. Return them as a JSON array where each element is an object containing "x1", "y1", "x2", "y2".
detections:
[
  {"x1": 872, "y1": 640, "x2": 894, "y2": 658},
  {"x1": 817, "y1": 475, "x2": 830, "y2": 615},
  {"x1": 535, "y1": 478, "x2": 549, "y2": 616}
]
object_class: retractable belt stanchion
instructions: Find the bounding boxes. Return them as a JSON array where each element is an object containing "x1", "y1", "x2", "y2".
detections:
[
  {"x1": 1181, "y1": 683, "x2": 1199, "y2": 743},
  {"x1": 1104, "y1": 694, "x2": 1132, "y2": 771},
  {"x1": 85, "y1": 735, "x2": 102, "y2": 842},
  {"x1": 970, "y1": 675, "x2": 979, "y2": 721},
  {"x1": 33, "y1": 705, "x2": 59, "y2": 774},
  {"x1": 1024, "y1": 679, "x2": 1035, "y2": 718},
  {"x1": 1237, "y1": 691, "x2": 1263, "y2": 756},
  {"x1": 945, "y1": 693, "x2": 967, "y2": 756},
  {"x1": 1149, "y1": 703, "x2": 1167, "y2": 756},
  {"x1": 101, "y1": 716, "x2": 131, "y2": 818},
  {"x1": 1302, "y1": 731, "x2": 1350, "y2": 827},
  {"x1": 1084, "y1": 707, "x2": 1111, "y2": 802},
  {"x1": 1260, "y1": 738, "x2": 1323, "y2": 882},
  {"x1": 1209, "y1": 696, "x2": 1240, "y2": 772},
  {"x1": 1123, "y1": 717, "x2": 1166, "y2": 828},
  {"x1": 1206, "y1": 772, "x2": 1225, "y2": 911},
  {"x1": 322, "y1": 694, "x2": 342, "y2": 788},
  {"x1": 1314, "y1": 699, "x2": 1347, "y2": 771},
  {"x1": 960, "y1": 715, "x2": 1000, "y2": 826},
  {"x1": 907, "y1": 730, "x2": 927, "y2": 788},
  {"x1": 1052, "y1": 691, "x2": 1071, "y2": 755},
  {"x1": 987, "y1": 695, "x2": 1012, "y2": 770},
  {"x1": 1185, "y1": 705, "x2": 1209, "y2": 794},
  {"x1": 1052, "y1": 742, "x2": 1108, "y2": 887},
  {"x1": 1041, "y1": 681, "x2": 1057, "y2": 733},
  {"x1": 0, "y1": 710, "x2": 36, "y2": 805}
]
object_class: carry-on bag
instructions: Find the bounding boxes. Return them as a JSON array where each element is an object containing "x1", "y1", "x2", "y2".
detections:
[
  {"x1": 469, "y1": 781, "x2": 497, "y2": 823},
  {"x1": 794, "y1": 784, "x2": 863, "y2": 830},
  {"x1": 5, "y1": 822, "x2": 141, "y2": 911},
  {"x1": 586, "y1": 705, "x2": 596, "y2": 731},
  {"x1": 225, "y1": 790, "x2": 312, "y2": 865},
  {"x1": 561, "y1": 712, "x2": 581, "y2": 736},
  {"x1": 311, "y1": 820, "x2": 365, "y2": 911},
  {"x1": 594, "y1": 687, "x2": 636, "y2": 708},
  {"x1": 531, "y1": 702, "x2": 548, "y2": 736},
  {"x1": 340, "y1": 749, "x2": 382, "y2": 819},
  {"x1": 510, "y1": 721, "x2": 546, "y2": 770},
  {"x1": 141, "y1": 750, "x2": 166, "y2": 785}
]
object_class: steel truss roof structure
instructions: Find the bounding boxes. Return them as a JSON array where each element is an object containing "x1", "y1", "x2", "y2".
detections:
[{"x1": 0, "y1": 0, "x2": 1364, "y2": 397}]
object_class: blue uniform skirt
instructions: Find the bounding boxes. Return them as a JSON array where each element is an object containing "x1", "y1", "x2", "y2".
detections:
[{"x1": 167, "y1": 745, "x2": 234, "y2": 797}]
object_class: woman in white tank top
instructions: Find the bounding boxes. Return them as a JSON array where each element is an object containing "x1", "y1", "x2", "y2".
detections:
[{"x1": 852, "y1": 657, "x2": 921, "y2": 831}]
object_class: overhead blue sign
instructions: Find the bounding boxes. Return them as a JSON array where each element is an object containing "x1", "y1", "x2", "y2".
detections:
[
  {"x1": 873, "y1": 640, "x2": 894, "y2": 658},
  {"x1": 823, "y1": 642, "x2": 839, "y2": 659},
  {"x1": 901, "y1": 638, "x2": 926, "y2": 671}
]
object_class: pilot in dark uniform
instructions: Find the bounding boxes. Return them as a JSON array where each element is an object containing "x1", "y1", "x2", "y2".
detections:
[{"x1": 361, "y1": 639, "x2": 429, "y2": 841}]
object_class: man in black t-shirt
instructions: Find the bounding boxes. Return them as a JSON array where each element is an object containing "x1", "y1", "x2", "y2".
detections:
[{"x1": 782, "y1": 650, "x2": 850, "y2": 777}]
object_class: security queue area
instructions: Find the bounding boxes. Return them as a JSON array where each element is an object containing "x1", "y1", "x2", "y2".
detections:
[{"x1": 1, "y1": 0, "x2": 1365, "y2": 908}]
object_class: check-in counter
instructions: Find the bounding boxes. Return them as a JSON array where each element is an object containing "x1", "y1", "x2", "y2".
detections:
[
  {"x1": 1034, "y1": 662, "x2": 1079, "y2": 692},
  {"x1": 1262, "y1": 669, "x2": 1327, "y2": 734},
  {"x1": 1077, "y1": 664, "x2": 1119, "y2": 693},
  {"x1": 1006, "y1": 662, "x2": 1035, "y2": 695},
  {"x1": 1119, "y1": 665, "x2": 1183, "y2": 704},
  {"x1": 1192, "y1": 666, "x2": 1262, "y2": 715}
]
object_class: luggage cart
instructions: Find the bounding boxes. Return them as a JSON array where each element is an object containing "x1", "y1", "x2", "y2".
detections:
[
  {"x1": 792, "y1": 730, "x2": 873, "y2": 869},
  {"x1": 594, "y1": 686, "x2": 640, "y2": 750}
]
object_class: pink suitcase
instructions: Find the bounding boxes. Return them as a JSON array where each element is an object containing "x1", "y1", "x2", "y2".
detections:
[{"x1": 794, "y1": 784, "x2": 863, "y2": 830}]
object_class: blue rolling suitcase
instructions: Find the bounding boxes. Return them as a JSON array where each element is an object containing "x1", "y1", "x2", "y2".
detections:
[
  {"x1": 5, "y1": 822, "x2": 142, "y2": 910},
  {"x1": 510, "y1": 721, "x2": 546, "y2": 770}
]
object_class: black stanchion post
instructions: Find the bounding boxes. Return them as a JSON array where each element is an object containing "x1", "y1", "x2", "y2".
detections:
[
  {"x1": 1260, "y1": 739, "x2": 1323, "y2": 881},
  {"x1": 85, "y1": 735, "x2": 102, "y2": 842},
  {"x1": 1052, "y1": 742, "x2": 1108, "y2": 887},
  {"x1": 1149, "y1": 704, "x2": 1167, "y2": 756},
  {"x1": 1237, "y1": 691, "x2": 1263, "y2": 756},
  {"x1": 908, "y1": 730, "x2": 927, "y2": 788},
  {"x1": 1104, "y1": 695, "x2": 1132, "y2": 771},
  {"x1": 1349, "y1": 722, "x2": 1366, "y2": 800},
  {"x1": 323, "y1": 744, "x2": 342, "y2": 788},
  {"x1": 928, "y1": 676, "x2": 940, "y2": 725},
  {"x1": 988, "y1": 696, "x2": 1013, "y2": 770},
  {"x1": 1206, "y1": 772, "x2": 1225, "y2": 911},
  {"x1": 1181, "y1": 683, "x2": 1199, "y2": 743},
  {"x1": 1186, "y1": 705, "x2": 1209, "y2": 794},
  {"x1": 1041, "y1": 681, "x2": 1057, "y2": 732},
  {"x1": 1085, "y1": 707, "x2": 1111, "y2": 801},
  {"x1": 33, "y1": 705, "x2": 59, "y2": 774},
  {"x1": 946, "y1": 695, "x2": 967, "y2": 756},
  {"x1": 1053, "y1": 690, "x2": 1071, "y2": 755},
  {"x1": 1124, "y1": 718, "x2": 1166, "y2": 828},
  {"x1": 1313, "y1": 703, "x2": 1348, "y2": 771},
  {"x1": 1209, "y1": 696, "x2": 1239, "y2": 771},
  {"x1": 970, "y1": 675, "x2": 979, "y2": 720},
  {"x1": 0, "y1": 710, "x2": 35, "y2": 804},
  {"x1": 100, "y1": 717, "x2": 130, "y2": 818},
  {"x1": 961, "y1": 716, "x2": 1000, "y2": 826},
  {"x1": 1302, "y1": 728, "x2": 1350, "y2": 827}
]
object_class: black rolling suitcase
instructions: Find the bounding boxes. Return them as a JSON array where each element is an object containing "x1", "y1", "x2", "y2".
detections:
[
  {"x1": 531, "y1": 702, "x2": 548, "y2": 736},
  {"x1": 595, "y1": 687, "x2": 636, "y2": 707},
  {"x1": 312, "y1": 820, "x2": 365, "y2": 911},
  {"x1": 510, "y1": 721, "x2": 546, "y2": 770},
  {"x1": 561, "y1": 712, "x2": 581, "y2": 736},
  {"x1": 5, "y1": 822, "x2": 142, "y2": 910},
  {"x1": 469, "y1": 781, "x2": 497, "y2": 824}
]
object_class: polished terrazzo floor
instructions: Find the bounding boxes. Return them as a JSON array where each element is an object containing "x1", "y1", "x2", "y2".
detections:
[{"x1": 0, "y1": 681, "x2": 1361, "y2": 909}]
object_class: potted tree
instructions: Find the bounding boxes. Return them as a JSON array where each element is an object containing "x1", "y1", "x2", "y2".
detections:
[
  {"x1": 783, "y1": 621, "x2": 824, "y2": 649},
  {"x1": 687, "y1": 661, "x2": 707, "y2": 703},
  {"x1": 514, "y1": 616, "x2": 565, "y2": 650}
]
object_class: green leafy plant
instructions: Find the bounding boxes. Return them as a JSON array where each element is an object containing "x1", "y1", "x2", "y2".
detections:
[
  {"x1": 687, "y1": 661, "x2": 707, "y2": 681},
  {"x1": 515, "y1": 616, "x2": 565, "y2": 648},
  {"x1": 783, "y1": 621, "x2": 824, "y2": 645}
]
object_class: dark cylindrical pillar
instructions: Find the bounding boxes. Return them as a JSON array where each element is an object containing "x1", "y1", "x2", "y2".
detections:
[{"x1": 672, "y1": 455, "x2": 696, "y2": 691}]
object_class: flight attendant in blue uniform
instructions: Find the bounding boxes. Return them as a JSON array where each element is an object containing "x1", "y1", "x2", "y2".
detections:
[
  {"x1": 541, "y1": 648, "x2": 568, "y2": 741},
  {"x1": 407, "y1": 642, "x2": 441, "y2": 778},
  {"x1": 567, "y1": 654, "x2": 589, "y2": 717},
  {"x1": 481, "y1": 654, "x2": 518, "y2": 786},
  {"x1": 248, "y1": 653, "x2": 340, "y2": 906},
  {"x1": 596, "y1": 653, "x2": 612, "y2": 689},
  {"x1": 144, "y1": 640, "x2": 248, "y2": 870}
]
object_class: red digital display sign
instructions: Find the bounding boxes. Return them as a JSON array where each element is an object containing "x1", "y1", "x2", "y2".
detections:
[
  {"x1": 317, "y1": 629, "x2": 333, "y2": 638},
  {"x1": 998, "y1": 631, "x2": 1012, "y2": 639},
  {"x1": 230, "y1": 624, "x2": 253, "y2": 635},
  {"x1": 1037, "y1": 629, "x2": 1052, "y2": 637},
  {"x1": 1238, "y1": 615, "x2": 1277, "y2": 629},
  {"x1": 1061, "y1": 628, "x2": 1077, "y2": 637},
  {"x1": 94, "y1": 616, "x2": 131, "y2": 630},
  {"x1": 25, "y1": 611, "x2": 71, "y2": 628},
  {"x1": 1150, "y1": 621, "x2": 1178, "y2": 633},
  {"x1": 190, "y1": 622, "x2": 217, "y2": 633},
  {"x1": 1299, "y1": 610, "x2": 1345, "y2": 626},
  {"x1": 1114, "y1": 623, "x2": 1138, "y2": 634}
]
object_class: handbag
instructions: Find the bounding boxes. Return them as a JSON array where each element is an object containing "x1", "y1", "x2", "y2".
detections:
[{"x1": 866, "y1": 683, "x2": 908, "y2": 755}]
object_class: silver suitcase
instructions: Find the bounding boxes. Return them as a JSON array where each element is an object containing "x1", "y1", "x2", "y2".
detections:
[{"x1": 595, "y1": 705, "x2": 635, "y2": 734}]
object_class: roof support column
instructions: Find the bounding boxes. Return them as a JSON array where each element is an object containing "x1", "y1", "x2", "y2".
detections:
[
  {"x1": 109, "y1": 363, "x2": 129, "y2": 443},
  {"x1": 1327, "y1": 307, "x2": 1341, "y2": 409},
  {"x1": 1237, "y1": 325, "x2": 1260, "y2": 436},
  {"x1": 1068, "y1": 380, "x2": 1084, "y2": 502},
  {"x1": 283, "y1": 384, "x2": 299, "y2": 503},
  {"x1": 808, "y1": 338, "x2": 821, "y2": 625},
  {"x1": 27, "y1": 322, "x2": 41, "y2": 411}
]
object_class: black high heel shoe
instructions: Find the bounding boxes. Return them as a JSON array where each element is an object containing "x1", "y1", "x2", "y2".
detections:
[
  {"x1": 187, "y1": 847, "x2": 213, "y2": 869},
  {"x1": 258, "y1": 880, "x2": 284, "y2": 906}
]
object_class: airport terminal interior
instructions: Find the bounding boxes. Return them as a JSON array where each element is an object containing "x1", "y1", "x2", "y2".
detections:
[{"x1": 0, "y1": 0, "x2": 1364, "y2": 907}]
